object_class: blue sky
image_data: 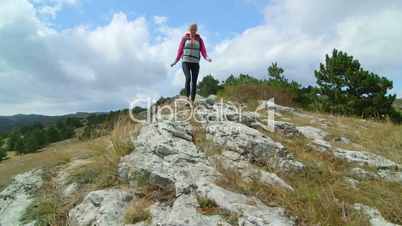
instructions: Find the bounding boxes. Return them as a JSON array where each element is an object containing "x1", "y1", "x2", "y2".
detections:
[
  {"x1": 1, "y1": 0, "x2": 402, "y2": 115},
  {"x1": 51, "y1": 0, "x2": 269, "y2": 36}
]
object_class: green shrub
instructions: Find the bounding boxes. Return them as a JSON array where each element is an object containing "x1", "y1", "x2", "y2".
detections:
[
  {"x1": 219, "y1": 84, "x2": 296, "y2": 108},
  {"x1": 197, "y1": 195, "x2": 218, "y2": 209},
  {"x1": 389, "y1": 108, "x2": 402, "y2": 124},
  {"x1": 198, "y1": 75, "x2": 223, "y2": 97},
  {"x1": 224, "y1": 74, "x2": 260, "y2": 86}
]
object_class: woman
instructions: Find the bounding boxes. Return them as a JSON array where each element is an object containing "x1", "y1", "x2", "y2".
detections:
[{"x1": 171, "y1": 23, "x2": 212, "y2": 102}]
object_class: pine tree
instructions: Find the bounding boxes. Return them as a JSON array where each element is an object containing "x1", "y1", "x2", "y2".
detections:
[
  {"x1": 46, "y1": 126, "x2": 61, "y2": 143},
  {"x1": 315, "y1": 49, "x2": 396, "y2": 117},
  {"x1": 0, "y1": 147, "x2": 6, "y2": 160},
  {"x1": 0, "y1": 139, "x2": 6, "y2": 160},
  {"x1": 268, "y1": 62, "x2": 286, "y2": 83}
]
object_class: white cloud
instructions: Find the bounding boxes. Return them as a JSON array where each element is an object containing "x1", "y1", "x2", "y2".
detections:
[
  {"x1": 1, "y1": 0, "x2": 401, "y2": 115},
  {"x1": 30, "y1": 0, "x2": 79, "y2": 18},
  {"x1": 205, "y1": 0, "x2": 402, "y2": 89},
  {"x1": 153, "y1": 16, "x2": 168, "y2": 25},
  {"x1": 0, "y1": 0, "x2": 184, "y2": 115}
]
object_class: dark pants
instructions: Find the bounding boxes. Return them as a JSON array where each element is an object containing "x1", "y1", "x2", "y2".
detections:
[{"x1": 182, "y1": 62, "x2": 200, "y2": 101}]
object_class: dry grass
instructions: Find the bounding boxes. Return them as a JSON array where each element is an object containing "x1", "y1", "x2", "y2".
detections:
[
  {"x1": 328, "y1": 116, "x2": 402, "y2": 163},
  {"x1": 215, "y1": 155, "x2": 370, "y2": 226},
  {"x1": 196, "y1": 195, "x2": 239, "y2": 226},
  {"x1": 21, "y1": 170, "x2": 83, "y2": 226},
  {"x1": 68, "y1": 116, "x2": 139, "y2": 190},
  {"x1": 111, "y1": 115, "x2": 141, "y2": 156},
  {"x1": 278, "y1": 108, "x2": 402, "y2": 164},
  {"x1": 124, "y1": 183, "x2": 176, "y2": 224},
  {"x1": 336, "y1": 179, "x2": 402, "y2": 224},
  {"x1": 191, "y1": 121, "x2": 223, "y2": 156},
  {"x1": 124, "y1": 198, "x2": 153, "y2": 225},
  {"x1": 0, "y1": 139, "x2": 90, "y2": 188},
  {"x1": 260, "y1": 126, "x2": 401, "y2": 225}
]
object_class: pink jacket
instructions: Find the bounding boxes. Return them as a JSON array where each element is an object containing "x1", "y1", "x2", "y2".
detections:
[{"x1": 175, "y1": 32, "x2": 208, "y2": 62}]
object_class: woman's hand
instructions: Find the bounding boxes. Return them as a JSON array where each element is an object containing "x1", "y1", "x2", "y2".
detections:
[
  {"x1": 207, "y1": 58, "x2": 212, "y2": 62},
  {"x1": 170, "y1": 61, "x2": 177, "y2": 67}
]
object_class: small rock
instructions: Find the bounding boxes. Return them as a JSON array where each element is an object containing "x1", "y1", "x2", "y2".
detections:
[
  {"x1": 353, "y1": 203, "x2": 400, "y2": 226},
  {"x1": 275, "y1": 121, "x2": 301, "y2": 137},
  {"x1": 68, "y1": 189, "x2": 133, "y2": 226},
  {"x1": 344, "y1": 177, "x2": 360, "y2": 189},
  {"x1": 63, "y1": 183, "x2": 79, "y2": 197},
  {"x1": 334, "y1": 148, "x2": 399, "y2": 169},
  {"x1": 348, "y1": 168, "x2": 379, "y2": 180},
  {"x1": 206, "y1": 95, "x2": 218, "y2": 105},
  {"x1": 296, "y1": 126, "x2": 332, "y2": 151},
  {"x1": 377, "y1": 169, "x2": 402, "y2": 183},
  {"x1": 258, "y1": 101, "x2": 295, "y2": 113},
  {"x1": 334, "y1": 136, "x2": 351, "y2": 145}
]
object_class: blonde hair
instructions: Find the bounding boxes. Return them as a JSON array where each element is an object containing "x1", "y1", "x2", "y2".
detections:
[{"x1": 188, "y1": 23, "x2": 198, "y2": 31}]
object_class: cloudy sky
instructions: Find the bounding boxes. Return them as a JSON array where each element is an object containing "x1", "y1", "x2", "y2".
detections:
[{"x1": 1, "y1": 0, "x2": 401, "y2": 115}]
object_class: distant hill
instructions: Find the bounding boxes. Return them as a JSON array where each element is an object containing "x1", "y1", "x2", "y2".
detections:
[{"x1": 0, "y1": 112, "x2": 94, "y2": 134}]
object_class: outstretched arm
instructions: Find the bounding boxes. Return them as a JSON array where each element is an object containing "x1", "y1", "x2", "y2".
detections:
[
  {"x1": 172, "y1": 38, "x2": 185, "y2": 66},
  {"x1": 199, "y1": 37, "x2": 211, "y2": 62}
]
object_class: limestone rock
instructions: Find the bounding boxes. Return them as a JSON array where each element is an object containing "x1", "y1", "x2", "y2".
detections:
[
  {"x1": 377, "y1": 169, "x2": 402, "y2": 183},
  {"x1": 257, "y1": 101, "x2": 295, "y2": 113},
  {"x1": 353, "y1": 203, "x2": 400, "y2": 226},
  {"x1": 134, "y1": 194, "x2": 230, "y2": 226},
  {"x1": 68, "y1": 189, "x2": 133, "y2": 226},
  {"x1": 55, "y1": 159, "x2": 91, "y2": 198},
  {"x1": 195, "y1": 101, "x2": 259, "y2": 127},
  {"x1": 0, "y1": 169, "x2": 43, "y2": 226},
  {"x1": 334, "y1": 136, "x2": 351, "y2": 145},
  {"x1": 296, "y1": 126, "x2": 332, "y2": 151},
  {"x1": 215, "y1": 152, "x2": 294, "y2": 191},
  {"x1": 344, "y1": 177, "x2": 360, "y2": 189},
  {"x1": 348, "y1": 167, "x2": 402, "y2": 184},
  {"x1": 205, "y1": 121, "x2": 304, "y2": 172},
  {"x1": 118, "y1": 120, "x2": 296, "y2": 225},
  {"x1": 119, "y1": 121, "x2": 217, "y2": 194},
  {"x1": 348, "y1": 168, "x2": 379, "y2": 180},
  {"x1": 334, "y1": 148, "x2": 399, "y2": 169},
  {"x1": 274, "y1": 121, "x2": 302, "y2": 137},
  {"x1": 197, "y1": 183, "x2": 295, "y2": 226}
]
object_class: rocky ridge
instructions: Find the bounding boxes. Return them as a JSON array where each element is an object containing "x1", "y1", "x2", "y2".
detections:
[{"x1": 0, "y1": 95, "x2": 401, "y2": 226}]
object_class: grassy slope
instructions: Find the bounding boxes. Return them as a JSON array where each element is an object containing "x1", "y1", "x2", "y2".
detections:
[
  {"x1": 285, "y1": 112, "x2": 401, "y2": 222},
  {"x1": 0, "y1": 137, "x2": 106, "y2": 188}
]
